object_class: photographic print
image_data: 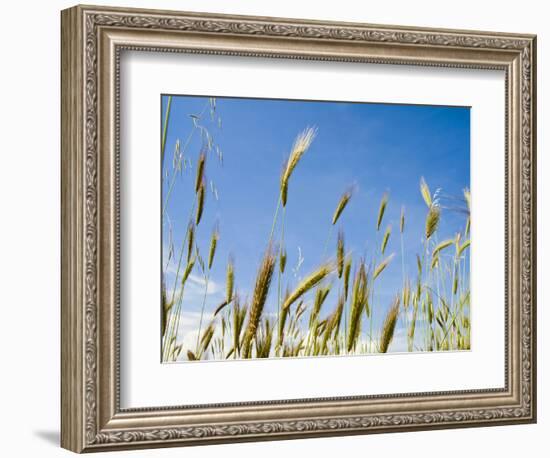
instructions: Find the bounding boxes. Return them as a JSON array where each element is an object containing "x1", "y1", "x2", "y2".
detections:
[
  {"x1": 161, "y1": 95, "x2": 471, "y2": 363},
  {"x1": 61, "y1": 7, "x2": 536, "y2": 450}
]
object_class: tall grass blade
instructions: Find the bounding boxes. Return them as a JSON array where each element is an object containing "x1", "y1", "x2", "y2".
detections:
[{"x1": 161, "y1": 96, "x2": 172, "y2": 161}]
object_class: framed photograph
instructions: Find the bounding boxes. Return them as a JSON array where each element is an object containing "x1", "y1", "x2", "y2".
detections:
[{"x1": 61, "y1": 4, "x2": 537, "y2": 453}]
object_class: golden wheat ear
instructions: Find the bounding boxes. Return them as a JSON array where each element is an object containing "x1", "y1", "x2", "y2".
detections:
[
  {"x1": 337, "y1": 230, "x2": 345, "y2": 278},
  {"x1": 279, "y1": 247, "x2": 287, "y2": 274},
  {"x1": 282, "y1": 263, "x2": 332, "y2": 311},
  {"x1": 225, "y1": 256, "x2": 234, "y2": 303},
  {"x1": 347, "y1": 262, "x2": 368, "y2": 352},
  {"x1": 425, "y1": 205, "x2": 441, "y2": 240},
  {"x1": 381, "y1": 225, "x2": 392, "y2": 255},
  {"x1": 332, "y1": 189, "x2": 352, "y2": 225},
  {"x1": 208, "y1": 226, "x2": 219, "y2": 269},
  {"x1": 420, "y1": 176, "x2": 432, "y2": 208},
  {"x1": 373, "y1": 253, "x2": 395, "y2": 280},
  {"x1": 343, "y1": 256, "x2": 352, "y2": 301},
  {"x1": 196, "y1": 180, "x2": 206, "y2": 225},
  {"x1": 376, "y1": 192, "x2": 389, "y2": 231},
  {"x1": 195, "y1": 152, "x2": 206, "y2": 193},
  {"x1": 241, "y1": 248, "x2": 276, "y2": 358},
  {"x1": 280, "y1": 127, "x2": 317, "y2": 207},
  {"x1": 380, "y1": 296, "x2": 400, "y2": 353}
]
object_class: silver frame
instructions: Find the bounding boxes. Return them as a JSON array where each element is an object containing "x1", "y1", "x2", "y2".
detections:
[{"x1": 61, "y1": 4, "x2": 537, "y2": 452}]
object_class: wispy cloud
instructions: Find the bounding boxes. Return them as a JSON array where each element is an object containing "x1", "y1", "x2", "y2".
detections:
[
  {"x1": 172, "y1": 311, "x2": 216, "y2": 358},
  {"x1": 386, "y1": 327, "x2": 408, "y2": 353},
  {"x1": 164, "y1": 258, "x2": 223, "y2": 300},
  {"x1": 188, "y1": 274, "x2": 222, "y2": 295}
]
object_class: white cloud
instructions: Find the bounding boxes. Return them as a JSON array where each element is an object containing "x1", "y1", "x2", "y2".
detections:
[
  {"x1": 173, "y1": 311, "x2": 215, "y2": 356},
  {"x1": 188, "y1": 274, "x2": 222, "y2": 295},
  {"x1": 164, "y1": 274, "x2": 223, "y2": 304},
  {"x1": 386, "y1": 327, "x2": 409, "y2": 353},
  {"x1": 164, "y1": 257, "x2": 223, "y2": 297}
]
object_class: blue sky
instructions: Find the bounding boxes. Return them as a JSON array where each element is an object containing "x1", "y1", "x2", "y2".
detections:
[{"x1": 161, "y1": 94, "x2": 470, "y2": 353}]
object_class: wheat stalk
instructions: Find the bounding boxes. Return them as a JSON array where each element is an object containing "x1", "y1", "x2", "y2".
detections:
[
  {"x1": 186, "y1": 223, "x2": 195, "y2": 262},
  {"x1": 321, "y1": 293, "x2": 344, "y2": 352},
  {"x1": 373, "y1": 253, "x2": 395, "y2": 280},
  {"x1": 454, "y1": 232, "x2": 462, "y2": 253},
  {"x1": 458, "y1": 240, "x2": 471, "y2": 256},
  {"x1": 196, "y1": 180, "x2": 205, "y2": 225},
  {"x1": 347, "y1": 262, "x2": 368, "y2": 352},
  {"x1": 255, "y1": 319, "x2": 274, "y2": 358},
  {"x1": 226, "y1": 256, "x2": 234, "y2": 302},
  {"x1": 426, "y1": 291, "x2": 434, "y2": 324},
  {"x1": 241, "y1": 248, "x2": 276, "y2": 358},
  {"x1": 332, "y1": 189, "x2": 352, "y2": 225},
  {"x1": 282, "y1": 263, "x2": 332, "y2": 311},
  {"x1": 309, "y1": 285, "x2": 331, "y2": 327},
  {"x1": 213, "y1": 299, "x2": 229, "y2": 316},
  {"x1": 208, "y1": 227, "x2": 219, "y2": 269},
  {"x1": 280, "y1": 127, "x2": 317, "y2": 207},
  {"x1": 181, "y1": 257, "x2": 195, "y2": 285},
  {"x1": 161, "y1": 96, "x2": 172, "y2": 161},
  {"x1": 161, "y1": 288, "x2": 173, "y2": 337},
  {"x1": 430, "y1": 254, "x2": 440, "y2": 270},
  {"x1": 420, "y1": 177, "x2": 432, "y2": 208},
  {"x1": 463, "y1": 187, "x2": 471, "y2": 212},
  {"x1": 277, "y1": 289, "x2": 291, "y2": 349},
  {"x1": 376, "y1": 192, "x2": 389, "y2": 231},
  {"x1": 432, "y1": 238, "x2": 454, "y2": 257},
  {"x1": 195, "y1": 226, "x2": 218, "y2": 354},
  {"x1": 162, "y1": 255, "x2": 195, "y2": 360},
  {"x1": 198, "y1": 321, "x2": 215, "y2": 358},
  {"x1": 453, "y1": 268, "x2": 459, "y2": 295},
  {"x1": 279, "y1": 247, "x2": 287, "y2": 274},
  {"x1": 195, "y1": 152, "x2": 206, "y2": 192},
  {"x1": 402, "y1": 280, "x2": 411, "y2": 308},
  {"x1": 343, "y1": 256, "x2": 352, "y2": 300},
  {"x1": 425, "y1": 205, "x2": 440, "y2": 240},
  {"x1": 231, "y1": 294, "x2": 246, "y2": 357},
  {"x1": 379, "y1": 295, "x2": 400, "y2": 353},
  {"x1": 332, "y1": 293, "x2": 345, "y2": 339},
  {"x1": 381, "y1": 225, "x2": 392, "y2": 255},
  {"x1": 337, "y1": 231, "x2": 345, "y2": 278}
]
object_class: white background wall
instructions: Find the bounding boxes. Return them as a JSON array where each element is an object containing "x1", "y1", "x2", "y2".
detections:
[{"x1": 0, "y1": 0, "x2": 546, "y2": 456}]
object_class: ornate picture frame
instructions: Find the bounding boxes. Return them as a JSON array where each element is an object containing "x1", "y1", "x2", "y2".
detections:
[{"x1": 61, "y1": 4, "x2": 536, "y2": 453}]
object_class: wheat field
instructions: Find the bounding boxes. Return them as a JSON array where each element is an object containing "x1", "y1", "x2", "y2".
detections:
[{"x1": 161, "y1": 96, "x2": 471, "y2": 362}]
